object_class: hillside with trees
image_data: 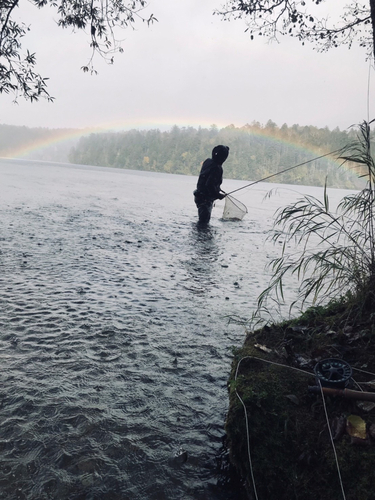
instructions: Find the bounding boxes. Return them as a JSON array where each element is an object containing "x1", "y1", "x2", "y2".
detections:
[
  {"x1": 0, "y1": 121, "x2": 366, "y2": 189},
  {"x1": 69, "y1": 121, "x2": 364, "y2": 189}
]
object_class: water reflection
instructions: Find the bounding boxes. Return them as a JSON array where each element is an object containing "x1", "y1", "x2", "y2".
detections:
[
  {"x1": 193, "y1": 222, "x2": 219, "y2": 257},
  {"x1": 182, "y1": 223, "x2": 221, "y2": 294}
]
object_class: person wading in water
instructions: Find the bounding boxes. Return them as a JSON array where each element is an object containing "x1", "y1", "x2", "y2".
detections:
[{"x1": 193, "y1": 145, "x2": 229, "y2": 224}]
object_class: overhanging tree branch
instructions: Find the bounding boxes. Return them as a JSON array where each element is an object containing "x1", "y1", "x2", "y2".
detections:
[
  {"x1": 216, "y1": 0, "x2": 375, "y2": 59},
  {"x1": 371, "y1": 0, "x2": 375, "y2": 55},
  {"x1": 0, "y1": 0, "x2": 157, "y2": 101},
  {"x1": 0, "y1": 0, "x2": 19, "y2": 46}
]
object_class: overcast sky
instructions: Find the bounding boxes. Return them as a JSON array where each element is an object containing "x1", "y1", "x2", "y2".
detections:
[{"x1": 1, "y1": 0, "x2": 373, "y2": 132}]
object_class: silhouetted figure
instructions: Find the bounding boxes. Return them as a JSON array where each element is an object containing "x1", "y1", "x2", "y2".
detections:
[{"x1": 193, "y1": 145, "x2": 229, "y2": 224}]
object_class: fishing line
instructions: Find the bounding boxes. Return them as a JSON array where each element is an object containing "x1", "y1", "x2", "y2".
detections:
[
  {"x1": 318, "y1": 379, "x2": 347, "y2": 500},
  {"x1": 234, "y1": 355, "x2": 351, "y2": 500},
  {"x1": 234, "y1": 356, "x2": 314, "y2": 500},
  {"x1": 234, "y1": 385, "x2": 259, "y2": 500},
  {"x1": 226, "y1": 148, "x2": 345, "y2": 196}
]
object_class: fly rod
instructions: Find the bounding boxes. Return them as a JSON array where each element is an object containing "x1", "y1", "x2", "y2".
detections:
[
  {"x1": 309, "y1": 385, "x2": 375, "y2": 402},
  {"x1": 226, "y1": 147, "x2": 345, "y2": 196}
]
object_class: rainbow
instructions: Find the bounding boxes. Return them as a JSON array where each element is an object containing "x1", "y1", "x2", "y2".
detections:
[
  {"x1": 2, "y1": 118, "x2": 231, "y2": 159},
  {"x1": 1, "y1": 118, "x2": 358, "y2": 178},
  {"x1": 2, "y1": 127, "x2": 93, "y2": 159}
]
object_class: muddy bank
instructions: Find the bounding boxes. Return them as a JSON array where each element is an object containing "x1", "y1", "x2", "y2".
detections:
[{"x1": 225, "y1": 304, "x2": 375, "y2": 500}]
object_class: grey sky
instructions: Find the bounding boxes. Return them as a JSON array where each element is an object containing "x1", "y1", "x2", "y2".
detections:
[{"x1": 1, "y1": 0, "x2": 373, "y2": 132}]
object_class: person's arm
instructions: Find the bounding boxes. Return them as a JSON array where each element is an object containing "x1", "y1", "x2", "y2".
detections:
[{"x1": 205, "y1": 165, "x2": 223, "y2": 199}]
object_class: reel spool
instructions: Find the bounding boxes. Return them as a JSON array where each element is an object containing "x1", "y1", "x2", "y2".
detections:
[{"x1": 314, "y1": 358, "x2": 352, "y2": 389}]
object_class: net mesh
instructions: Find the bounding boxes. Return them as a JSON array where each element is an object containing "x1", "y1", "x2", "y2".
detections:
[{"x1": 222, "y1": 195, "x2": 248, "y2": 221}]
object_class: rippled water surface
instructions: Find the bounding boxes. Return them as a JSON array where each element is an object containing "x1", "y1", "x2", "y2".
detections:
[{"x1": 0, "y1": 159, "x2": 352, "y2": 499}]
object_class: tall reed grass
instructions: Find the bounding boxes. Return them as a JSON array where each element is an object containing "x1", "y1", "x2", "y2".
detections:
[{"x1": 256, "y1": 120, "x2": 375, "y2": 324}]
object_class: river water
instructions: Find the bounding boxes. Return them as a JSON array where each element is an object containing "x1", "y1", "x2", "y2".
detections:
[{"x1": 0, "y1": 159, "x2": 354, "y2": 499}]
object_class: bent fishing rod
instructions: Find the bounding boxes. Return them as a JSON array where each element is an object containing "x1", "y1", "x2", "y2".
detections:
[{"x1": 225, "y1": 147, "x2": 346, "y2": 196}]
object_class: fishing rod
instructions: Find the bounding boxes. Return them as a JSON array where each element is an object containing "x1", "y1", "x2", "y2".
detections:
[{"x1": 226, "y1": 147, "x2": 345, "y2": 196}]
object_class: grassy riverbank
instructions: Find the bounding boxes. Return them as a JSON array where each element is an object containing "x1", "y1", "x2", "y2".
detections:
[
  {"x1": 224, "y1": 121, "x2": 375, "y2": 499},
  {"x1": 225, "y1": 300, "x2": 375, "y2": 500}
]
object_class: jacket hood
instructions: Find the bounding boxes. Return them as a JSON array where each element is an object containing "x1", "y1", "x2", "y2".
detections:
[{"x1": 212, "y1": 145, "x2": 229, "y2": 164}]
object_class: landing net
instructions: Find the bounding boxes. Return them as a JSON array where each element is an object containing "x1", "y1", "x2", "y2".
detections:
[{"x1": 222, "y1": 195, "x2": 248, "y2": 221}]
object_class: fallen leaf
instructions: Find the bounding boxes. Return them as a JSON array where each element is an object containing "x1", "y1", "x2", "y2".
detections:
[
  {"x1": 295, "y1": 355, "x2": 311, "y2": 367},
  {"x1": 331, "y1": 415, "x2": 346, "y2": 441},
  {"x1": 363, "y1": 380, "x2": 375, "y2": 389},
  {"x1": 356, "y1": 401, "x2": 375, "y2": 412},
  {"x1": 290, "y1": 326, "x2": 308, "y2": 334},
  {"x1": 346, "y1": 415, "x2": 367, "y2": 440},
  {"x1": 285, "y1": 394, "x2": 299, "y2": 405},
  {"x1": 254, "y1": 344, "x2": 273, "y2": 354}
]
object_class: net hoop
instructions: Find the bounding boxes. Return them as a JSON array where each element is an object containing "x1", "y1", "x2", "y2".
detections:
[{"x1": 222, "y1": 195, "x2": 248, "y2": 221}]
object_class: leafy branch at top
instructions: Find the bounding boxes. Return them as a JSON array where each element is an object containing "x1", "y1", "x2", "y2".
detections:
[
  {"x1": 215, "y1": 0, "x2": 375, "y2": 59},
  {"x1": 0, "y1": 0, "x2": 157, "y2": 101}
]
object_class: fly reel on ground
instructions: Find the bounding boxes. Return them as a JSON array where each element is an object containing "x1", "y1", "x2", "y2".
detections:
[{"x1": 314, "y1": 358, "x2": 353, "y2": 389}]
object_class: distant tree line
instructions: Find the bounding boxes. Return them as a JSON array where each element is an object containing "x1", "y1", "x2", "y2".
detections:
[{"x1": 69, "y1": 121, "x2": 365, "y2": 189}]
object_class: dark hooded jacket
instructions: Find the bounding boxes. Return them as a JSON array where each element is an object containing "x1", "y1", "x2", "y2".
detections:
[{"x1": 195, "y1": 145, "x2": 229, "y2": 201}]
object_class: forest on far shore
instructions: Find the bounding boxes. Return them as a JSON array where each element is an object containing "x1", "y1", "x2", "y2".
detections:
[
  {"x1": 0, "y1": 121, "x2": 369, "y2": 189},
  {"x1": 69, "y1": 121, "x2": 365, "y2": 189}
]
